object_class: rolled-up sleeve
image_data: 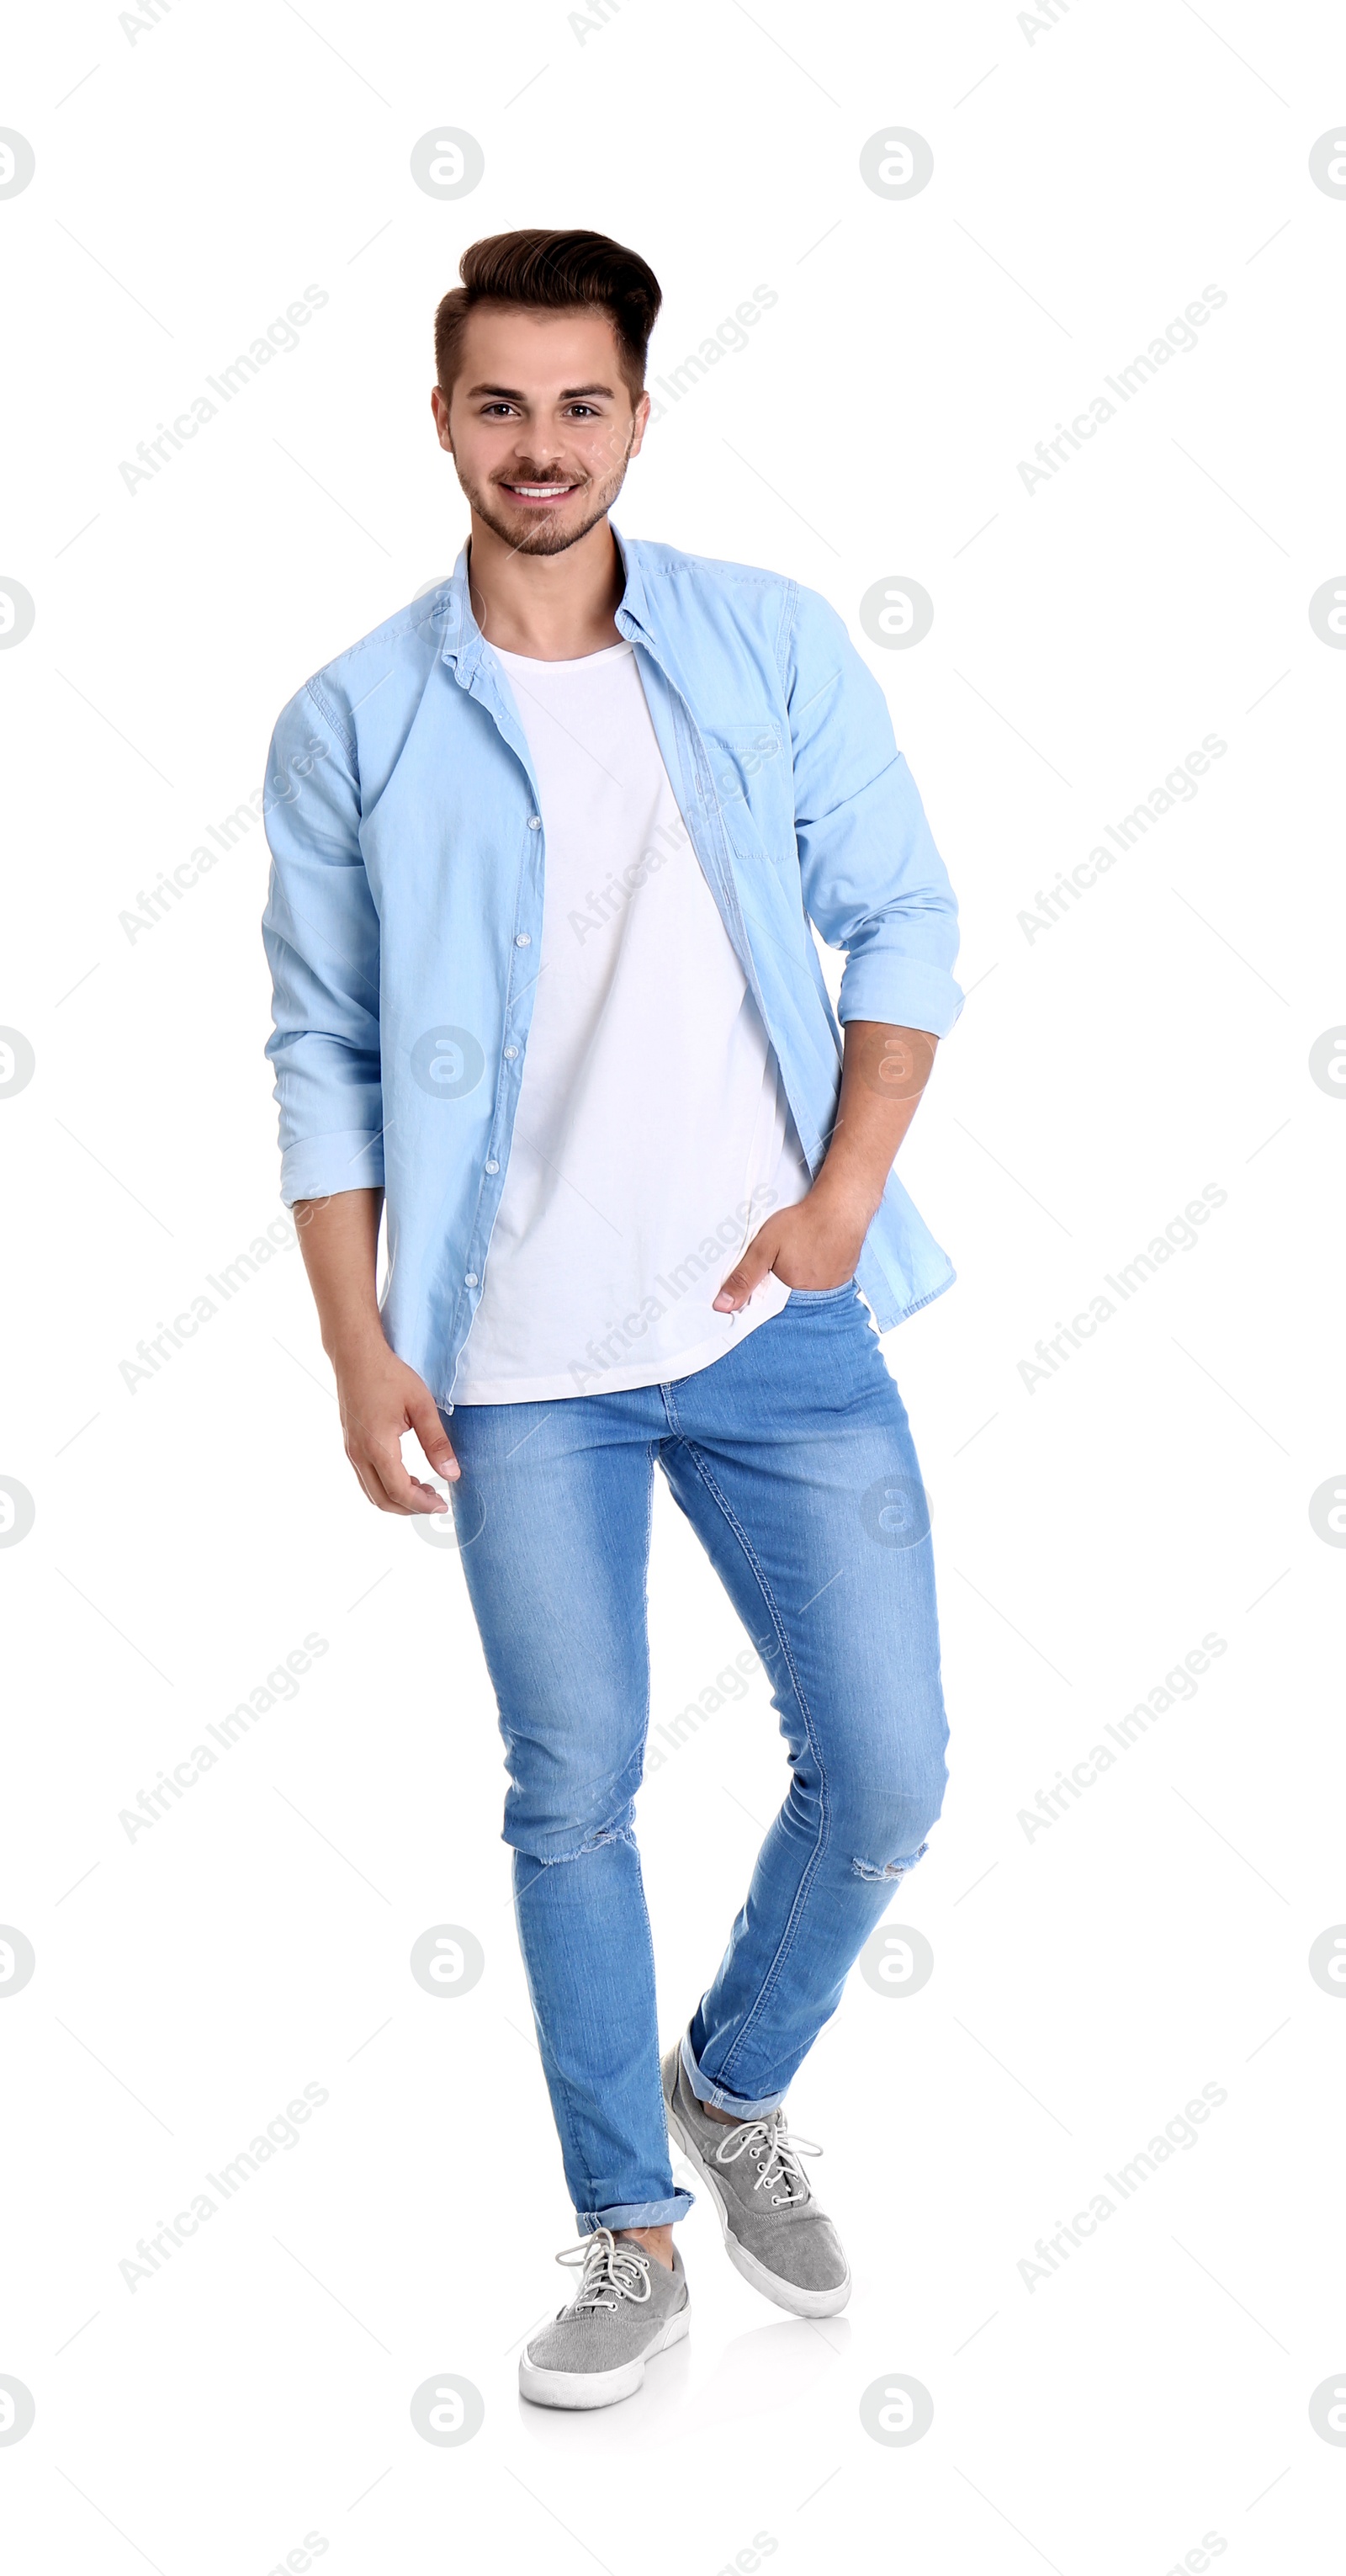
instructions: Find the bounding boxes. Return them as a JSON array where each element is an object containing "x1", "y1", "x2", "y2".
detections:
[
  {"x1": 261, "y1": 678, "x2": 384, "y2": 1206},
  {"x1": 787, "y1": 587, "x2": 963, "y2": 1037}
]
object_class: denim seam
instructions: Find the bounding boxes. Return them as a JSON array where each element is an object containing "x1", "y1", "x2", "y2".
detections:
[
  {"x1": 895, "y1": 1266, "x2": 957, "y2": 1322},
  {"x1": 303, "y1": 673, "x2": 358, "y2": 767},
  {"x1": 630, "y1": 1836, "x2": 680, "y2": 2202},
  {"x1": 665, "y1": 1430, "x2": 832, "y2": 2095},
  {"x1": 512, "y1": 1865, "x2": 600, "y2": 2216},
  {"x1": 538, "y1": 1458, "x2": 665, "y2": 2224},
  {"x1": 551, "y1": 2057, "x2": 599, "y2": 2217},
  {"x1": 773, "y1": 576, "x2": 798, "y2": 687},
  {"x1": 641, "y1": 1440, "x2": 658, "y2": 1655}
]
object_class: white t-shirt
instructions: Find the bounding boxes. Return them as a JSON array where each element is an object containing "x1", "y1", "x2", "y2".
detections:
[{"x1": 452, "y1": 639, "x2": 812, "y2": 1404}]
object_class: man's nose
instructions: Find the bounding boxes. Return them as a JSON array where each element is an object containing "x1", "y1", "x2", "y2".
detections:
[{"x1": 511, "y1": 432, "x2": 566, "y2": 466}]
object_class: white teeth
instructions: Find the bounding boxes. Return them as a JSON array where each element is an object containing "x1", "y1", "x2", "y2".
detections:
[{"x1": 509, "y1": 485, "x2": 575, "y2": 497}]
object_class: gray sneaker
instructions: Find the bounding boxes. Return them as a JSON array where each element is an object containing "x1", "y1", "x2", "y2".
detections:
[
  {"x1": 518, "y1": 2228, "x2": 691, "y2": 2411},
  {"x1": 662, "y1": 2042, "x2": 851, "y2": 2317}
]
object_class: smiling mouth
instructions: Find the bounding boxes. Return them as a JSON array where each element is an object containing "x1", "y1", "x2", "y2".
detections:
[{"x1": 500, "y1": 481, "x2": 581, "y2": 502}]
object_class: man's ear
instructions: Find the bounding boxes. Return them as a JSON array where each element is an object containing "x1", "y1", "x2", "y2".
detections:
[{"x1": 430, "y1": 386, "x2": 454, "y2": 454}]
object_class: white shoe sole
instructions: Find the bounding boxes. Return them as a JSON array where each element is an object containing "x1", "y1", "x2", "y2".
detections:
[
  {"x1": 518, "y1": 2302, "x2": 689, "y2": 2411},
  {"x1": 665, "y1": 2088, "x2": 852, "y2": 2319}
]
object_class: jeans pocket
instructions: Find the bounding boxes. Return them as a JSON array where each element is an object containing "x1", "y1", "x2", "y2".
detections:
[{"x1": 784, "y1": 1277, "x2": 858, "y2": 1304}]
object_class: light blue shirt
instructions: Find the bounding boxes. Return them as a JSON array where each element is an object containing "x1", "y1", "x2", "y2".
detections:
[{"x1": 261, "y1": 528, "x2": 964, "y2": 1407}]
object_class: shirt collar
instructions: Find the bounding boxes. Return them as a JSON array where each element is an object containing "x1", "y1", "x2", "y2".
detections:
[
  {"x1": 611, "y1": 521, "x2": 653, "y2": 642},
  {"x1": 437, "y1": 544, "x2": 474, "y2": 669}
]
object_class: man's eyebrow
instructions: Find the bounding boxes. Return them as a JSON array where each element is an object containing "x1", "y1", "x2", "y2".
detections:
[{"x1": 464, "y1": 381, "x2": 617, "y2": 401}]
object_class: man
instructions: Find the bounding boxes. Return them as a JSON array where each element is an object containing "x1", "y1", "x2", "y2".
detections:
[{"x1": 262, "y1": 229, "x2": 962, "y2": 2412}]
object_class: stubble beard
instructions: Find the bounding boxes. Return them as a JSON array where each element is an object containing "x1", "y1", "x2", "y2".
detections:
[{"x1": 455, "y1": 452, "x2": 633, "y2": 558}]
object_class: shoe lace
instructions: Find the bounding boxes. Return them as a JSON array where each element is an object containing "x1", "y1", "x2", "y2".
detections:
[
  {"x1": 714, "y1": 2109, "x2": 822, "y2": 2208},
  {"x1": 554, "y1": 2227, "x2": 654, "y2": 2315}
]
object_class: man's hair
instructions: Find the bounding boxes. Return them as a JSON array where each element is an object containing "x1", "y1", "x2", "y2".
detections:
[{"x1": 434, "y1": 229, "x2": 662, "y2": 406}]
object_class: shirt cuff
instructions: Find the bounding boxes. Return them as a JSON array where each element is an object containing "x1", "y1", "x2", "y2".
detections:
[
  {"x1": 279, "y1": 1129, "x2": 385, "y2": 1205},
  {"x1": 837, "y1": 956, "x2": 964, "y2": 1038}
]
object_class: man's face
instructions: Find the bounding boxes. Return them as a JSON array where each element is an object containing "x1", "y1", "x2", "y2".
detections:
[{"x1": 432, "y1": 303, "x2": 649, "y2": 556}]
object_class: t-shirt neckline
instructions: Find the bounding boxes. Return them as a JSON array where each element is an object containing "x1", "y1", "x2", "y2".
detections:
[{"x1": 490, "y1": 639, "x2": 633, "y2": 671}]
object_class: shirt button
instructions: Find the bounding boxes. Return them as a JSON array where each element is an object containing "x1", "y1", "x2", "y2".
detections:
[
  {"x1": 464, "y1": 1272, "x2": 478, "y2": 1287},
  {"x1": 515, "y1": 932, "x2": 531, "y2": 947},
  {"x1": 485, "y1": 1159, "x2": 499, "y2": 1174},
  {"x1": 527, "y1": 815, "x2": 542, "y2": 830},
  {"x1": 504, "y1": 1045, "x2": 519, "y2": 1060}
]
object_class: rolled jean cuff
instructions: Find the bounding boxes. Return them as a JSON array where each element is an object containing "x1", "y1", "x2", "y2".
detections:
[
  {"x1": 680, "y1": 2030, "x2": 786, "y2": 2121},
  {"x1": 578, "y1": 2193, "x2": 694, "y2": 2235}
]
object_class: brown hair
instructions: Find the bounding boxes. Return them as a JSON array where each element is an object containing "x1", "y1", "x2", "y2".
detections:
[{"x1": 434, "y1": 229, "x2": 662, "y2": 406}]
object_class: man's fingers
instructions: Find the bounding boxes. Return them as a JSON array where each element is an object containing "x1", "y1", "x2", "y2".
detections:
[
  {"x1": 352, "y1": 1436, "x2": 437, "y2": 1516},
  {"x1": 378, "y1": 1437, "x2": 453, "y2": 1516},
  {"x1": 407, "y1": 1389, "x2": 459, "y2": 1486},
  {"x1": 713, "y1": 1224, "x2": 778, "y2": 1313},
  {"x1": 339, "y1": 1368, "x2": 460, "y2": 1516},
  {"x1": 348, "y1": 1440, "x2": 412, "y2": 1515}
]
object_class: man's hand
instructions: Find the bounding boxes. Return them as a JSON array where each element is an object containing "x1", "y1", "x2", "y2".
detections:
[
  {"x1": 335, "y1": 1337, "x2": 459, "y2": 1516},
  {"x1": 292, "y1": 1187, "x2": 458, "y2": 1515},
  {"x1": 713, "y1": 1179, "x2": 869, "y2": 1312},
  {"x1": 714, "y1": 1021, "x2": 939, "y2": 1315}
]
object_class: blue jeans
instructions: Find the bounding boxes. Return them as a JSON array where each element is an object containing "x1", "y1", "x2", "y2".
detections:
[{"x1": 444, "y1": 1283, "x2": 950, "y2": 2233}]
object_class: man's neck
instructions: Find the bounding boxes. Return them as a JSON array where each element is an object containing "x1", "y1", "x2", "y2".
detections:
[{"x1": 465, "y1": 513, "x2": 626, "y2": 661}]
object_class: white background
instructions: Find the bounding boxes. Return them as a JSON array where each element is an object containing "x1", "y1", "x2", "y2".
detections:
[{"x1": 3, "y1": 2, "x2": 1344, "y2": 2569}]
